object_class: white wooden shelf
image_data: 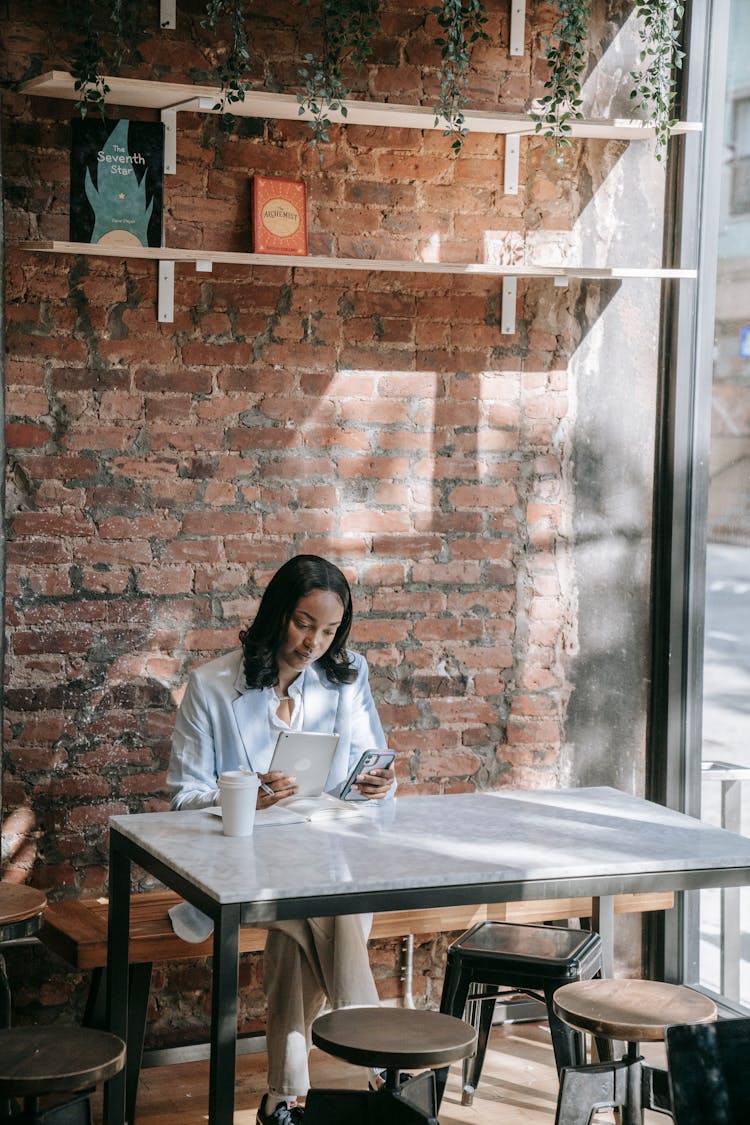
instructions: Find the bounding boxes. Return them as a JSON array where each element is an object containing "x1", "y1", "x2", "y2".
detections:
[
  {"x1": 20, "y1": 241, "x2": 697, "y2": 332},
  {"x1": 19, "y1": 67, "x2": 700, "y2": 332},
  {"x1": 20, "y1": 71, "x2": 702, "y2": 186},
  {"x1": 21, "y1": 70, "x2": 702, "y2": 138},
  {"x1": 20, "y1": 240, "x2": 697, "y2": 279}
]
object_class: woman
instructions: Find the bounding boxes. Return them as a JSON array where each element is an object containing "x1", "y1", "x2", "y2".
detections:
[{"x1": 167, "y1": 555, "x2": 396, "y2": 1125}]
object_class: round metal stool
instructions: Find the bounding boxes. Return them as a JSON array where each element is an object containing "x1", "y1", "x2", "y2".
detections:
[
  {"x1": 0, "y1": 885, "x2": 49, "y2": 1121},
  {"x1": 552, "y1": 978, "x2": 718, "y2": 1125},
  {"x1": 0, "y1": 1025, "x2": 126, "y2": 1125},
  {"x1": 306, "y1": 1007, "x2": 477, "y2": 1124},
  {"x1": 0, "y1": 885, "x2": 48, "y2": 1029}
]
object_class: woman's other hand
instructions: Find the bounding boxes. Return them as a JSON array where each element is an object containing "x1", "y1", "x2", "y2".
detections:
[
  {"x1": 353, "y1": 765, "x2": 395, "y2": 800},
  {"x1": 257, "y1": 770, "x2": 298, "y2": 808}
]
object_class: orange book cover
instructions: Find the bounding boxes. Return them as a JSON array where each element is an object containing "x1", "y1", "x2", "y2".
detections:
[{"x1": 252, "y1": 176, "x2": 307, "y2": 256}]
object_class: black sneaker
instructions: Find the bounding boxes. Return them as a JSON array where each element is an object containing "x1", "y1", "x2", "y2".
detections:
[{"x1": 256, "y1": 1094, "x2": 304, "y2": 1124}]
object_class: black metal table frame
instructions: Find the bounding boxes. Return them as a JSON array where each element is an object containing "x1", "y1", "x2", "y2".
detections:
[{"x1": 103, "y1": 826, "x2": 750, "y2": 1125}]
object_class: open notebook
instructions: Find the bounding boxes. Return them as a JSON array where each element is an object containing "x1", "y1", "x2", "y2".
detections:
[{"x1": 209, "y1": 795, "x2": 363, "y2": 827}]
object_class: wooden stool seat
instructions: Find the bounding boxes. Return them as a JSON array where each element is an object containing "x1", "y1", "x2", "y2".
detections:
[
  {"x1": 0, "y1": 1026, "x2": 126, "y2": 1096},
  {"x1": 0, "y1": 885, "x2": 47, "y2": 957},
  {"x1": 553, "y1": 978, "x2": 718, "y2": 1042},
  {"x1": 0, "y1": 886, "x2": 47, "y2": 931},
  {"x1": 307, "y1": 1009, "x2": 476, "y2": 1125},
  {"x1": 312, "y1": 1007, "x2": 477, "y2": 1070},
  {"x1": 552, "y1": 980, "x2": 718, "y2": 1125}
]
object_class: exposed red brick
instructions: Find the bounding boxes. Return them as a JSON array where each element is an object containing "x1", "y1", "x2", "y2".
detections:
[{"x1": 2, "y1": 0, "x2": 595, "y2": 1040}]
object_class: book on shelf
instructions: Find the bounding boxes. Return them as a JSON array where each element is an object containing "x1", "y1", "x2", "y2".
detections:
[
  {"x1": 251, "y1": 175, "x2": 307, "y2": 255},
  {"x1": 70, "y1": 118, "x2": 164, "y2": 248}
]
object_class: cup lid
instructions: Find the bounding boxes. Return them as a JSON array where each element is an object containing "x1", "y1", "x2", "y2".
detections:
[{"x1": 219, "y1": 770, "x2": 259, "y2": 786}]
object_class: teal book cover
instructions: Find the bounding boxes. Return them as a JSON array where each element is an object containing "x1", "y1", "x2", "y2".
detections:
[{"x1": 70, "y1": 118, "x2": 164, "y2": 247}]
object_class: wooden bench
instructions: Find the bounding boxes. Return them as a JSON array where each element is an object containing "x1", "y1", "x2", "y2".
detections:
[
  {"x1": 39, "y1": 889, "x2": 673, "y2": 1123},
  {"x1": 40, "y1": 889, "x2": 674, "y2": 971}
]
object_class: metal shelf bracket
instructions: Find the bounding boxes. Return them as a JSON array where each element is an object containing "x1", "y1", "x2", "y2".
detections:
[
  {"x1": 158, "y1": 259, "x2": 214, "y2": 322},
  {"x1": 161, "y1": 97, "x2": 216, "y2": 174},
  {"x1": 158, "y1": 261, "x2": 175, "y2": 323},
  {"x1": 160, "y1": 1, "x2": 176, "y2": 30},
  {"x1": 501, "y1": 277, "x2": 518, "y2": 335},
  {"x1": 504, "y1": 134, "x2": 521, "y2": 194},
  {"x1": 509, "y1": 1, "x2": 526, "y2": 57},
  {"x1": 161, "y1": 108, "x2": 177, "y2": 175}
]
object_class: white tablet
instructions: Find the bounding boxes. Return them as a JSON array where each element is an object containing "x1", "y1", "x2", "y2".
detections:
[{"x1": 268, "y1": 730, "x2": 340, "y2": 798}]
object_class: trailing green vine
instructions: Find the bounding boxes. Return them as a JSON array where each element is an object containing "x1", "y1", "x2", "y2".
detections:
[
  {"x1": 110, "y1": 0, "x2": 142, "y2": 67},
  {"x1": 69, "y1": 0, "x2": 145, "y2": 117},
  {"x1": 630, "y1": 0, "x2": 685, "y2": 161},
  {"x1": 63, "y1": 0, "x2": 682, "y2": 166},
  {"x1": 297, "y1": 0, "x2": 382, "y2": 157},
  {"x1": 202, "y1": 0, "x2": 253, "y2": 129},
  {"x1": 531, "y1": 0, "x2": 591, "y2": 161},
  {"x1": 70, "y1": 0, "x2": 110, "y2": 118},
  {"x1": 432, "y1": 0, "x2": 490, "y2": 154}
]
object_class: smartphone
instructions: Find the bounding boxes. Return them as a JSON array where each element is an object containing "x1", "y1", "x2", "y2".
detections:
[{"x1": 340, "y1": 749, "x2": 396, "y2": 801}]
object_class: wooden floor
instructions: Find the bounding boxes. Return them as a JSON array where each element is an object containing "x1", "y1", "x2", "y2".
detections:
[{"x1": 100, "y1": 1023, "x2": 667, "y2": 1124}]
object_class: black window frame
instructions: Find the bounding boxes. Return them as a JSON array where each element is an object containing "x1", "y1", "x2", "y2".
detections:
[{"x1": 647, "y1": 0, "x2": 732, "y2": 987}]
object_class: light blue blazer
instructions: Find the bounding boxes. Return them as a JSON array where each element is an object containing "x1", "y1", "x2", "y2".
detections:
[{"x1": 167, "y1": 648, "x2": 388, "y2": 810}]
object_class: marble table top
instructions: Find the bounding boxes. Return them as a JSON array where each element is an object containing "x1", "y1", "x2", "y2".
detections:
[{"x1": 109, "y1": 787, "x2": 750, "y2": 917}]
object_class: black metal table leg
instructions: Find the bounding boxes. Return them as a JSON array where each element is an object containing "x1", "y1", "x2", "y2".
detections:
[
  {"x1": 208, "y1": 903, "x2": 241, "y2": 1125},
  {"x1": 125, "y1": 963, "x2": 152, "y2": 1125},
  {"x1": 83, "y1": 960, "x2": 152, "y2": 1124},
  {"x1": 104, "y1": 833, "x2": 131, "y2": 1125}
]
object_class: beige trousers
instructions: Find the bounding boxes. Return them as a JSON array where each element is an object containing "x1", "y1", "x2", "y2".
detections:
[{"x1": 263, "y1": 915, "x2": 379, "y2": 1095}]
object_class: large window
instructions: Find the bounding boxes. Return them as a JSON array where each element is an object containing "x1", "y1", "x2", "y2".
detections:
[{"x1": 698, "y1": 0, "x2": 750, "y2": 1012}]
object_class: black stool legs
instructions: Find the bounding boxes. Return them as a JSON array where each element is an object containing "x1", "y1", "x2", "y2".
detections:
[
  {"x1": 305, "y1": 1074, "x2": 438, "y2": 1125},
  {"x1": 554, "y1": 1045, "x2": 672, "y2": 1125},
  {"x1": 458, "y1": 978, "x2": 589, "y2": 1101},
  {"x1": 0, "y1": 1092, "x2": 92, "y2": 1125},
  {"x1": 555, "y1": 1053, "x2": 642, "y2": 1125},
  {"x1": 437, "y1": 923, "x2": 603, "y2": 1109}
]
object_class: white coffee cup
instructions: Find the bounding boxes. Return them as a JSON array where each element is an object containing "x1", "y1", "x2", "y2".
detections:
[{"x1": 218, "y1": 770, "x2": 260, "y2": 837}]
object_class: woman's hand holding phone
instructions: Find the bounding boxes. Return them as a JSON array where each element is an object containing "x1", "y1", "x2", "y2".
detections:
[
  {"x1": 353, "y1": 765, "x2": 395, "y2": 799},
  {"x1": 341, "y1": 750, "x2": 396, "y2": 801}
]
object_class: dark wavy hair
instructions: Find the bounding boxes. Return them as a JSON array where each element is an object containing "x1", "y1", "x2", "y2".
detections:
[{"x1": 239, "y1": 555, "x2": 356, "y2": 689}]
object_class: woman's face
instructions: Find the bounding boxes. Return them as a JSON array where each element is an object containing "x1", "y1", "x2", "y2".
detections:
[{"x1": 276, "y1": 588, "x2": 345, "y2": 678}]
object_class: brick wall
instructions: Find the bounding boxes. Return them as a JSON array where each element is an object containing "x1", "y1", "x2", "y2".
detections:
[{"x1": 1, "y1": 0, "x2": 658, "y2": 1032}]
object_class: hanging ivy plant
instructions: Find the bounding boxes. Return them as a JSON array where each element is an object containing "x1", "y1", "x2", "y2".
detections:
[
  {"x1": 431, "y1": 0, "x2": 490, "y2": 154},
  {"x1": 296, "y1": 0, "x2": 382, "y2": 157},
  {"x1": 531, "y1": 0, "x2": 591, "y2": 161},
  {"x1": 202, "y1": 0, "x2": 253, "y2": 130},
  {"x1": 110, "y1": 0, "x2": 142, "y2": 67},
  {"x1": 69, "y1": 0, "x2": 110, "y2": 118},
  {"x1": 630, "y1": 0, "x2": 685, "y2": 161},
  {"x1": 69, "y1": 0, "x2": 145, "y2": 116},
  {"x1": 63, "y1": 0, "x2": 682, "y2": 165}
]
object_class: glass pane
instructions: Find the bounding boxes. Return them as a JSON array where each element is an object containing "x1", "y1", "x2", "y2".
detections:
[{"x1": 700, "y1": 0, "x2": 750, "y2": 1011}]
